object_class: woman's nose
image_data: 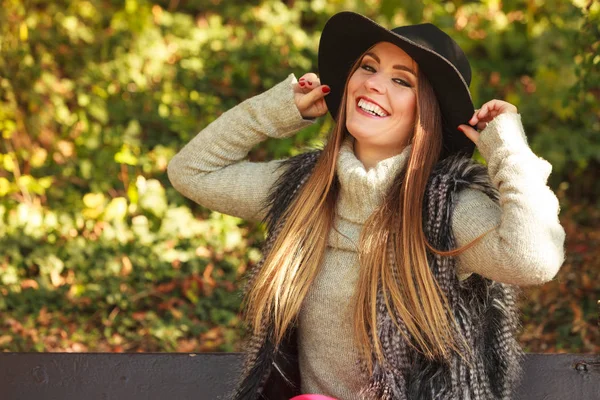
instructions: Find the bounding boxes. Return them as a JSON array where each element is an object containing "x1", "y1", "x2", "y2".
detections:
[{"x1": 364, "y1": 74, "x2": 385, "y2": 93}]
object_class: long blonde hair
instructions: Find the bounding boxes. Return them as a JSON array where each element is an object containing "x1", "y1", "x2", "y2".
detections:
[{"x1": 244, "y1": 49, "x2": 489, "y2": 372}]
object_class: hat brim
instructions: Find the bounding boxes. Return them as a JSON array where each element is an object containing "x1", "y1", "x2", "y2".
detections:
[{"x1": 318, "y1": 12, "x2": 475, "y2": 158}]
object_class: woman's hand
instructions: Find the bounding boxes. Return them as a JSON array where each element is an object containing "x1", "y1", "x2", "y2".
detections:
[
  {"x1": 458, "y1": 100, "x2": 518, "y2": 144},
  {"x1": 294, "y1": 72, "x2": 330, "y2": 119}
]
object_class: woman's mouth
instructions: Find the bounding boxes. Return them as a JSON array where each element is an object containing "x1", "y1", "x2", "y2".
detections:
[{"x1": 356, "y1": 98, "x2": 389, "y2": 118}]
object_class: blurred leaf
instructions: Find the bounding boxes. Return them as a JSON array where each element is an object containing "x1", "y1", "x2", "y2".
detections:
[{"x1": 0, "y1": 0, "x2": 596, "y2": 355}]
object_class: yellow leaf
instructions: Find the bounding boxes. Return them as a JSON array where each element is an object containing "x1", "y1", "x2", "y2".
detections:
[
  {"x1": 83, "y1": 192, "x2": 106, "y2": 209},
  {"x1": 0, "y1": 177, "x2": 11, "y2": 196},
  {"x1": 104, "y1": 197, "x2": 128, "y2": 221},
  {"x1": 19, "y1": 23, "x2": 28, "y2": 41},
  {"x1": 0, "y1": 335, "x2": 12, "y2": 346}
]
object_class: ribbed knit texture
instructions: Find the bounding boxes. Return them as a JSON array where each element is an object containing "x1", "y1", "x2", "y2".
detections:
[
  {"x1": 167, "y1": 73, "x2": 566, "y2": 399},
  {"x1": 297, "y1": 136, "x2": 411, "y2": 398}
]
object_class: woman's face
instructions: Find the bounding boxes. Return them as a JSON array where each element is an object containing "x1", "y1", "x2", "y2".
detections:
[{"x1": 345, "y1": 41, "x2": 418, "y2": 152}]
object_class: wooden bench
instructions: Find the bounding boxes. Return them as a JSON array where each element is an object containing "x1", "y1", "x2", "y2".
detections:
[{"x1": 1, "y1": 353, "x2": 598, "y2": 399}]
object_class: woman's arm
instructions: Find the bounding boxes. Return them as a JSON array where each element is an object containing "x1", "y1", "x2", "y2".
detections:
[
  {"x1": 453, "y1": 112, "x2": 566, "y2": 285},
  {"x1": 167, "y1": 73, "x2": 315, "y2": 222}
]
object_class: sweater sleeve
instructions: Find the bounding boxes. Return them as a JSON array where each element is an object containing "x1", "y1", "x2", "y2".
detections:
[
  {"x1": 167, "y1": 73, "x2": 315, "y2": 222},
  {"x1": 452, "y1": 113, "x2": 566, "y2": 286}
]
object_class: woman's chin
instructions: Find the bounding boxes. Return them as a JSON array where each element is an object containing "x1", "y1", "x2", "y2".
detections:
[
  {"x1": 346, "y1": 124, "x2": 381, "y2": 140},
  {"x1": 347, "y1": 129, "x2": 387, "y2": 145}
]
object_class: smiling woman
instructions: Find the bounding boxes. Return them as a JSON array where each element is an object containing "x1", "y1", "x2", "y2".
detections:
[
  {"x1": 167, "y1": 10, "x2": 566, "y2": 400},
  {"x1": 345, "y1": 42, "x2": 419, "y2": 168}
]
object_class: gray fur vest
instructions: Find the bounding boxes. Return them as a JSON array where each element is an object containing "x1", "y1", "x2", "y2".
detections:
[{"x1": 232, "y1": 150, "x2": 523, "y2": 400}]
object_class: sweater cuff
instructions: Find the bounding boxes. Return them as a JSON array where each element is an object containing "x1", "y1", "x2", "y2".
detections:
[
  {"x1": 251, "y1": 73, "x2": 316, "y2": 138},
  {"x1": 476, "y1": 112, "x2": 529, "y2": 162}
]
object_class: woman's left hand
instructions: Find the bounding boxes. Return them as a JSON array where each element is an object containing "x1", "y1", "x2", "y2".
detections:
[{"x1": 458, "y1": 100, "x2": 518, "y2": 144}]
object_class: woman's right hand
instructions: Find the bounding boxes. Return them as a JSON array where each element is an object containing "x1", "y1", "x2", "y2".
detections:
[{"x1": 294, "y1": 73, "x2": 330, "y2": 119}]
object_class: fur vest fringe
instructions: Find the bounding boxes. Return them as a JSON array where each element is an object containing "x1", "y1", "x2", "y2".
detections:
[{"x1": 232, "y1": 150, "x2": 523, "y2": 400}]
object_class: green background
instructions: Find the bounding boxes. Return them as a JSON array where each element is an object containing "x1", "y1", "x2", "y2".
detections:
[{"x1": 0, "y1": 0, "x2": 598, "y2": 353}]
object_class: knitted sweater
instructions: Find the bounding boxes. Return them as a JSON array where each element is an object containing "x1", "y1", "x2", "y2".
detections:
[{"x1": 167, "y1": 73, "x2": 566, "y2": 398}]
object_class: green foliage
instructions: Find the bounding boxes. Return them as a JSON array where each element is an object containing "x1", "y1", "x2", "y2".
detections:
[{"x1": 0, "y1": 0, "x2": 598, "y2": 353}]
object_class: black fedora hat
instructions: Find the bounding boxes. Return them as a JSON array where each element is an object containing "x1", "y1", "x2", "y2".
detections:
[{"x1": 318, "y1": 11, "x2": 476, "y2": 158}]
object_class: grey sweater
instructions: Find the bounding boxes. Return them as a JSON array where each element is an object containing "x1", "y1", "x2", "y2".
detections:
[{"x1": 167, "y1": 73, "x2": 566, "y2": 398}]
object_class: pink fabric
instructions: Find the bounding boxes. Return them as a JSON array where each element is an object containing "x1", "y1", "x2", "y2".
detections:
[{"x1": 290, "y1": 396, "x2": 338, "y2": 400}]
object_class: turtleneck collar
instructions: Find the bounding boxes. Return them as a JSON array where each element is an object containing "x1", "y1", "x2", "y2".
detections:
[{"x1": 335, "y1": 135, "x2": 412, "y2": 224}]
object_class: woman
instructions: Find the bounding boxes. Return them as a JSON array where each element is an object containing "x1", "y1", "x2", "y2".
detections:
[{"x1": 168, "y1": 11, "x2": 565, "y2": 400}]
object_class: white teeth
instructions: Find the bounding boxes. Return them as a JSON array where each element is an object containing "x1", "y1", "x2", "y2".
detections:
[{"x1": 357, "y1": 99, "x2": 388, "y2": 117}]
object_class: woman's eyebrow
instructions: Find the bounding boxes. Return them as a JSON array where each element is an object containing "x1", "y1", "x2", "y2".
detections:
[{"x1": 364, "y1": 52, "x2": 417, "y2": 77}]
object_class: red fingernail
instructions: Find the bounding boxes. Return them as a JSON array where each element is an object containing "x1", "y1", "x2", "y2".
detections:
[
  {"x1": 299, "y1": 81, "x2": 305, "y2": 87},
  {"x1": 322, "y1": 86, "x2": 330, "y2": 93}
]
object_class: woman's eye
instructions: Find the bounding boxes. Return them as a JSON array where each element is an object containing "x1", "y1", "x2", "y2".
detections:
[
  {"x1": 360, "y1": 63, "x2": 412, "y2": 88},
  {"x1": 361, "y1": 64, "x2": 376, "y2": 72},
  {"x1": 393, "y1": 78, "x2": 412, "y2": 87}
]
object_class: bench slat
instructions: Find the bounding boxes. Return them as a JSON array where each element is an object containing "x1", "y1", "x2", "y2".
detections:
[{"x1": 0, "y1": 353, "x2": 598, "y2": 399}]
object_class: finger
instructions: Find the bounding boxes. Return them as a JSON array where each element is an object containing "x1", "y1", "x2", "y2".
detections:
[
  {"x1": 299, "y1": 72, "x2": 319, "y2": 86},
  {"x1": 296, "y1": 80, "x2": 312, "y2": 93},
  {"x1": 299, "y1": 72, "x2": 318, "y2": 82},
  {"x1": 299, "y1": 73, "x2": 320, "y2": 88},
  {"x1": 475, "y1": 109, "x2": 500, "y2": 126},
  {"x1": 478, "y1": 100, "x2": 507, "y2": 118},
  {"x1": 469, "y1": 104, "x2": 487, "y2": 125},
  {"x1": 495, "y1": 102, "x2": 517, "y2": 115},
  {"x1": 303, "y1": 79, "x2": 321, "y2": 88},
  {"x1": 478, "y1": 103, "x2": 492, "y2": 120},
  {"x1": 295, "y1": 74, "x2": 319, "y2": 94},
  {"x1": 469, "y1": 109, "x2": 479, "y2": 125},
  {"x1": 470, "y1": 100, "x2": 518, "y2": 127},
  {"x1": 297, "y1": 85, "x2": 330, "y2": 114},
  {"x1": 458, "y1": 124, "x2": 480, "y2": 144},
  {"x1": 470, "y1": 101, "x2": 501, "y2": 125},
  {"x1": 314, "y1": 98, "x2": 328, "y2": 115}
]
